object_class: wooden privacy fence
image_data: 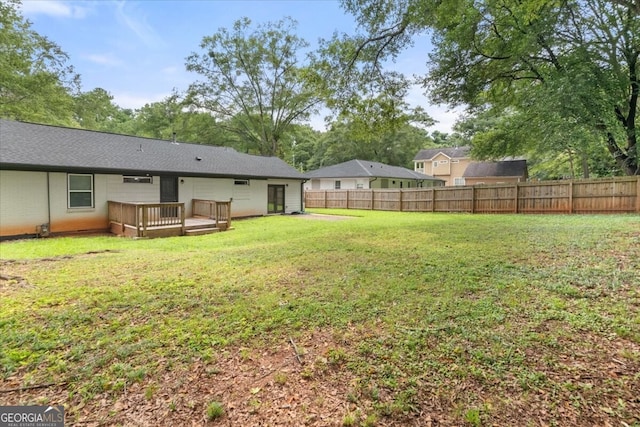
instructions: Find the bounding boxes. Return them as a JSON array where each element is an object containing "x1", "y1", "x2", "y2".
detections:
[{"x1": 304, "y1": 177, "x2": 640, "y2": 214}]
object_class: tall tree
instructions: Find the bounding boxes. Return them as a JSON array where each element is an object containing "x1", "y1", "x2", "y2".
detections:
[
  {"x1": 0, "y1": 0, "x2": 79, "y2": 125},
  {"x1": 73, "y1": 88, "x2": 122, "y2": 131},
  {"x1": 185, "y1": 17, "x2": 321, "y2": 157},
  {"x1": 306, "y1": 121, "x2": 434, "y2": 169},
  {"x1": 336, "y1": 0, "x2": 639, "y2": 175}
]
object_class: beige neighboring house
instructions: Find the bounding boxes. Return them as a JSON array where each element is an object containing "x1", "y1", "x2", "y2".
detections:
[
  {"x1": 413, "y1": 146, "x2": 528, "y2": 186},
  {"x1": 413, "y1": 146, "x2": 472, "y2": 186}
]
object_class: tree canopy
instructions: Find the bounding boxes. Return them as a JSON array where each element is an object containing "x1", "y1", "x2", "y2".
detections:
[
  {"x1": 0, "y1": 0, "x2": 79, "y2": 125},
  {"x1": 185, "y1": 17, "x2": 322, "y2": 157},
  {"x1": 336, "y1": 0, "x2": 639, "y2": 175}
]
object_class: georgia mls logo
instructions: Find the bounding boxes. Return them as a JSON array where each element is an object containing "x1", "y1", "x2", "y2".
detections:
[{"x1": 0, "y1": 405, "x2": 64, "y2": 427}]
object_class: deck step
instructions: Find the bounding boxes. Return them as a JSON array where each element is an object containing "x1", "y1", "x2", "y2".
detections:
[{"x1": 185, "y1": 227, "x2": 220, "y2": 236}]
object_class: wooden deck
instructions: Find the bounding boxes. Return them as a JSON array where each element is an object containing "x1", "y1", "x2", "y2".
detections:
[{"x1": 108, "y1": 200, "x2": 231, "y2": 238}]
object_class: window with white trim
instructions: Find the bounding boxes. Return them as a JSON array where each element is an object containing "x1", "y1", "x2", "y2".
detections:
[
  {"x1": 432, "y1": 161, "x2": 438, "y2": 168},
  {"x1": 454, "y1": 177, "x2": 466, "y2": 186},
  {"x1": 68, "y1": 174, "x2": 94, "y2": 208}
]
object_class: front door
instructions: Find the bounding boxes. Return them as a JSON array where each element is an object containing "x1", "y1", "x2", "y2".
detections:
[
  {"x1": 267, "y1": 185, "x2": 285, "y2": 214},
  {"x1": 160, "y1": 176, "x2": 179, "y2": 217}
]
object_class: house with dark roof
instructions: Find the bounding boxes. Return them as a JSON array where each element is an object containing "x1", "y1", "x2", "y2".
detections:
[
  {"x1": 413, "y1": 146, "x2": 473, "y2": 186},
  {"x1": 304, "y1": 159, "x2": 444, "y2": 190},
  {"x1": 413, "y1": 146, "x2": 527, "y2": 186},
  {"x1": 0, "y1": 119, "x2": 306, "y2": 238},
  {"x1": 463, "y1": 160, "x2": 528, "y2": 185}
]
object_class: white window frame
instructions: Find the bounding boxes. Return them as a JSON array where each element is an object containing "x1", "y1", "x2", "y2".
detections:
[
  {"x1": 454, "y1": 177, "x2": 466, "y2": 186},
  {"x1": 123, "y1": 175, "x2": 153, "y2": 184},
  {"x1": 432, "y1": 161, "x2": 438, "y2": 168},
  {"x1": 68, "y1": 173, "x2": 94, "y2": 208}
]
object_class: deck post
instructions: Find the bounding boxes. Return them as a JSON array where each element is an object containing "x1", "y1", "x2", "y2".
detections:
[
  {"x1": 141, "y1": 205, "x2": 148, "y2": 237},
  {"x1": 180, "y1": 204, "x2": 186, "y2": 235}
]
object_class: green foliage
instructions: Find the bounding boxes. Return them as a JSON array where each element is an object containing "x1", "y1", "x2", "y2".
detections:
[
  {"x1": 0, "y1": 0, "x2": 79, "y2": 125},
  {"x1": 185, "y1": 17, "x2": 321, "y2": 156},
  {"x1": 205, "y1": 401, "x2": 225, "y2": 420},
  {"x1": 307, "y1": 121, "x2": 434, "y2": 169},
  {"x1": 335, "y1": 0, "x2": 639, "y2": 174}
]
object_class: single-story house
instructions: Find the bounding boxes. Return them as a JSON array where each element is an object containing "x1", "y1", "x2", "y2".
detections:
[
  {"x1": 463, "y1": 160, "x2": 528, "y2": 185},
  {"x1": 0, "y1": 119, "x2": 306, "y2": 239},
  {"x1": 304, "y1": 159, "x2": 444, "y2": 190}
]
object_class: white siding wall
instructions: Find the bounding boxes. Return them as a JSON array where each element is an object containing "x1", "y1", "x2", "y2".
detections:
[
  {"x1": 303, "y1": 178, "x2": 366, "y2": 190},
  {"x1": 107, "y1": 175, "x2": 159, "y2": 203},
  {"x1": 0, "y1": 170, "x2": 49, "y2": 236},
  {"x1": 1, "y1": 170, "x2": 304, "y2": 237},
  {"x1": 268, "y1": 179, "x2": 303, "y2": 214}
]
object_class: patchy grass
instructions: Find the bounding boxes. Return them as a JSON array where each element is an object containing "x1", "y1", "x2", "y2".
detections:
[{"x1": 1, "y1": 211, "x2": 639, "y2": 426}]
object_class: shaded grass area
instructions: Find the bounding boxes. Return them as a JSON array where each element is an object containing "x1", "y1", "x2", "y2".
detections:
[{"x1": 1, "y1": 211, "x2": 639, "y2": 425}]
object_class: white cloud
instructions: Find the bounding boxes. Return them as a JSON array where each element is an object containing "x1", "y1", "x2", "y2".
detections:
[
  {"x1": 86, "y1": 53, "x2": 124, "y2": 67},
  {"x1": 112, "y1": 92, "x2": 168, "y2": 109},
  {"x1": 21, "y1": 0, "x2": 89, "y2": 19},
  {"x1": 161, "y1": 66, "x2": 179, "y2": 75},
  {"x1": 114, "y1": 1, "x2": 165, "y2": 49},
  {"x1": 428, "y1": 105, "x2": 463, "y2": 134}
]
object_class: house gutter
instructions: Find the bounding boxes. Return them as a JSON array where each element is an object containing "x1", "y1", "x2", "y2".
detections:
[{"x1": 369, "y1": 177, "x2": 377, "y2": 188}]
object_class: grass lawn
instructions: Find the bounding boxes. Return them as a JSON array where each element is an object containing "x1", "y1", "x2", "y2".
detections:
[{"x1": 1, "y1": 210, "x2": 639, "y2": 426}]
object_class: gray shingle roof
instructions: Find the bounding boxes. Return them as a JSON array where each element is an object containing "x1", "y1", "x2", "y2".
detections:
[
  {"x1": 413, "y1": 146, "x2": 471, "y2": 161},
  {"x1": 463, "y1": 160, "x2": 528, "y2": 178},
  {"x1": 0, "y1": 119, "x2": 305, "y2": 179},
  {"x1": 304, "y1": 159, "x2": 442, "y2": 181}
]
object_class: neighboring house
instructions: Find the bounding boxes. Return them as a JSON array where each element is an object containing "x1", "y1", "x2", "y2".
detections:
[
  {"x1": 463, "y1": 160, "x2": 528, "y2": 185},
  {"x1": 304, "y1": 159, "x2": 444, "y2": 190},
  {"x1": 413, "y1": 146, "x2": 472, "y2": 186},
  {"x1": 0, "y1": 119, "x2": 305, "y2": 239},
  {"x1": 413, "y1": 146, "x2": 528, "y2": 186}
]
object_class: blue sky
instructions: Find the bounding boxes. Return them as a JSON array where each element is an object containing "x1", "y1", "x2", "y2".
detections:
[{"x1": 21, "y1": 0, "x2": 460, "y2": 132}]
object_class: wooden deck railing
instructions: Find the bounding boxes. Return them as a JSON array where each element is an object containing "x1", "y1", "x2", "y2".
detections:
[
  {"x1": 192, "y1": 199, "x2": 232, "y2": 230},
  {"x1": 108, "y1": 201, "x2": 185, "y2": 237}
]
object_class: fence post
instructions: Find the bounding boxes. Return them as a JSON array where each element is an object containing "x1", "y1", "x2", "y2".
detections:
[
  {"x1": 431, "y1": 188, "x2": 436, "y2": 212},
  {"x1": 324, "y1": 190, "x2": 328, "y2": 209},
  {"x1": 514, "y1": 183, "x2": 519, "y2": 214},
  {"x1": 370, "y1": 189, "x2": 374, "y2": 210},
  {"x1": 636, "y1": 176, "x2": 640, "y2": 213},
  {"x1": 470, "y1": 186, "x2": 476, "y2": 214},
  {"x1": 568, "y1": 181, "x2": 573, "y2": 214},
  {"x1": 346, "y1": 190, "x2": 350, "y2": 209},
  {"x1": 399, "y1": 190, "x2": 403, "y2": 212}
]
